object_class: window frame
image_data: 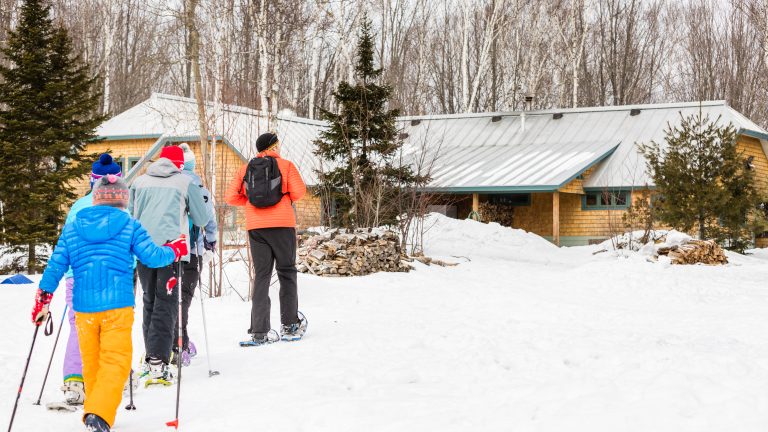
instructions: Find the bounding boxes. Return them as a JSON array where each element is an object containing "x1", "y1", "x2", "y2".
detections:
[
  {"x1": 126, "y1": 157, "x2": 141, "y2": 172},
  {"x1": 487, "y1": 193, "x2": 531, "y2": 207},
  {"x1": 581, "y1": 189, "x2": 632, "y2": 210}
]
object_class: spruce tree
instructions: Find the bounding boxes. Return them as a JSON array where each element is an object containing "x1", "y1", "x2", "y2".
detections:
[
  {"x1": 0, "y1": 0, "x2": 103, "y2": 273},
  {"x1": 640, "y1": 112, "x2": 760, "y2": 250},
  {"x1": 314, "y1": 14, "x2": 418, "y2": 228}
]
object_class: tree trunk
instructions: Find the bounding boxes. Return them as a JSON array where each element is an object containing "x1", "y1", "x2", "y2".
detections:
[
  {"x1": 27, "y1": 242, "x2": 36, "y2": 274},
  {"x1": 186, "y1": 0, "x2": 210, "y2": 188}
]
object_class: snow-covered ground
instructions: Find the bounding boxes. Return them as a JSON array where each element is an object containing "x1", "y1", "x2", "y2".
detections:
[{"x1": 3, "y1": 214, "x2": 768, "y2": 431}]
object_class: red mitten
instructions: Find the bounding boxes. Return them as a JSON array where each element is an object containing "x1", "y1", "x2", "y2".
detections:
[
  {"x1": 165, "y1": 235, "x2": 188, "y2": 262},
  {"x1": 166, "y1": 276, "x2": 178, "y2": 296},
  {"x1": 31, "y1": 288, "x2": 53, "y2": 325}
]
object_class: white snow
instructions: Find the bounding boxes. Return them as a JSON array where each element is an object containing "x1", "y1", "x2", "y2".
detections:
[{"x1": 2, "y1": 213, "x2": 768, "y2": 431}]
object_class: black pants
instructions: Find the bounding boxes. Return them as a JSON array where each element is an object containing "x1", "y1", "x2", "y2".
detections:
[
  {"x1": 138, "y1": 262, "x2": 180, "y2": 364},
  {"x1": 173, "y1": 255, "x2": 200, "y2": 351},
  {"x1": 248, "y1": 228, "x2": 298, "y2": 335}
]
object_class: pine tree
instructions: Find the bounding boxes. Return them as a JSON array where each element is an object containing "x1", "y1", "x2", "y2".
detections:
[
  {"x1": 640, "y1": 112, "x2": 760, "y2": 250},
  {"x1": 314, "y1": 14, "x2": 418, "y2": 228},
  {"x1": 0, "y1": 0, "x2": 103, "y2": 273}
]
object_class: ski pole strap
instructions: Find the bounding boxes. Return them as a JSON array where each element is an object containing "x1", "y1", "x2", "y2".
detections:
[{"x1": 44, "y1": 311, "x2": 54, "y2": 336}]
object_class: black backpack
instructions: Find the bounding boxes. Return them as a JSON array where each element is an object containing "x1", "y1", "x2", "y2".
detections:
[{"x1": 244, "y1": 156, "x2": 284, "y2": 208}]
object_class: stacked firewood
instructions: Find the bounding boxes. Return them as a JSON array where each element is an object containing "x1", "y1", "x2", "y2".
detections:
[
  {"x1": 656, "y1": 239, "x2": 728, "y2": 265},
  {"x1": 296, "y1": 229, "x2": 412, "y2": 276},
  {"x1": 478, "y1": 202, "x2": 515, "y2": 227}
]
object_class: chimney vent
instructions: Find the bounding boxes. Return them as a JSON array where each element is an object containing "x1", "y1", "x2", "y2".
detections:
[{"x1": 524, "y1": 95, "x2": 534, "y2": 111}]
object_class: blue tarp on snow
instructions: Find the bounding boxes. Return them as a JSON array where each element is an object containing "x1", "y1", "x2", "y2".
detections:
[{"x1": 1, "y1": 274, "x2": 33, "y2": 284}]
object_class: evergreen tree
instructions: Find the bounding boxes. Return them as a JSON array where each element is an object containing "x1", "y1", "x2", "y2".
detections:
[
  {"x1": 314, "y1": 14, "x2": 419, "y2": 228},
  {"x1": 640, "y1": 112, "x2": 760, "y2": 250},
  {"x1": 0, "y1": 0, "x2": 103, "y2": 273}
]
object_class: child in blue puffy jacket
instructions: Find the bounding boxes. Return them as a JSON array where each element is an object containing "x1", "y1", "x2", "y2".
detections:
[{"x1": 31, "y1": 175, "x2": 188, "y2": 432}]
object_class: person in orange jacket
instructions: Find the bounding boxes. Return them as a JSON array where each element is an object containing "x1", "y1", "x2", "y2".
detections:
[{"x1": 225, "y1": 132, "x2": 307, "y2": 346}]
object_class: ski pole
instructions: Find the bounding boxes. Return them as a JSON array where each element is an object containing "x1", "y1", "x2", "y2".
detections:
[
  {"x1": 8, "y1": 313, "x2": 48, "y2": 432},
  {"x1": 166, "y1": 257, "x2": 184, "y2": 430},
  {"x1": 197, "y1": 229, "x2": 219, "y2": 377},
  {"x1": 33, "y1": 304, "x2": 68, "y2": 405},
  {"x1": 124, "y1": 369, "x2": 135, "y2": 411}
]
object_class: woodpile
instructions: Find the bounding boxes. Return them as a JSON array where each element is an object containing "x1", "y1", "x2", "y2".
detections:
[
  {"x1": 657, "y1": 239, "x2": 728, "y2": 265},
  {"x1": 478, "y1": 202, "x2": 514, "y2": 227},
  {"x1": 296, "y1": 229, "x2": 412, "y2": 276}
]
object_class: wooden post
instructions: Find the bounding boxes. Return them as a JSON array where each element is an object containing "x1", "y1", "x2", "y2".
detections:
[
  {"x1": 471, "y1": 193, "x2": 480, "y2": 220},
  {"x1": 552, "y1": 191, "x2": 560, "y2": 246}
]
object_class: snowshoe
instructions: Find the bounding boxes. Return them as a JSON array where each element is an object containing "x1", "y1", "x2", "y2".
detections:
[
  {"x1": 170, "y1": 348, "x2": 191, "y2": 367},
  {"x1": 84, "y1": 413, "x2": 110, "y2": 432},
  {"x1": 144, "y1": 357, "x2": 174, "y2": 387},
  {"x1": 281, "y1": 311, "x2": 308, "y2": 342},
  {"x1": 239, "y1": 329, "x2": 280, "y2": 347},
  {"x1": 45, "y1": 401, "x2": 79, "y2": 412},
  {"x1": 122, "y1": 369, "x2": 139, "y2": 396},
  {"x1": 60, "y1": 380, "x2": 85, "y2": 405}
]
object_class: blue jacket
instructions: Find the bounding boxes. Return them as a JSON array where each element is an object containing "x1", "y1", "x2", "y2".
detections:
[
  {"x1": 63, "y1": 194, "x2": 93, "y2": 279},
  {"x1": 40, "y1": 206, "x2": 177, "y2": 313}
]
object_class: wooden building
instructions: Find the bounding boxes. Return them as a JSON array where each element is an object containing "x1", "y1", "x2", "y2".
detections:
[
  {"x1": 83, "y1": 93, "x2": 324, "y2": 245},
  {"x1": 88, "y1": 96, "x2": 768, "y2": 247},
  {"x1": 398, "y1": 101, "x2": 768, "y2": 246}
]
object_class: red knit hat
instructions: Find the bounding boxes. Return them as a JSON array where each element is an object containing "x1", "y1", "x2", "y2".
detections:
[{"x1": 159, "y1": 145, "x2": 184, "y2": 169}]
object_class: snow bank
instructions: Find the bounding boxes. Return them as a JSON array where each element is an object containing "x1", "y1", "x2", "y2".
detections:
[{"x1": 421, "y1": 213, "x2": 565, "y2": 264}]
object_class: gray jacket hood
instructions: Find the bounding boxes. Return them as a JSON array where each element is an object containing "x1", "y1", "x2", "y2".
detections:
[{"x1": 147, "y1": 158, "x2": 181, "y2": 178}]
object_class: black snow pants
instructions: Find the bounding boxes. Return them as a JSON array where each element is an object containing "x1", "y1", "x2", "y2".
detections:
[
  {"x1": 248, "y1": 228, "x2": 299, "y2": 335},
  {"x1": 173, "y1": 254, "x2": 200, "y2": 351},
  {"x1": 138, "y1": 262, "x2": 180, "y2": 364}
]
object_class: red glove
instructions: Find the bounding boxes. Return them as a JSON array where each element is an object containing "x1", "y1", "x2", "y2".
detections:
[
  {"x1": 166, "y1": 276, "x2": 177, "y2": 296},
  {"x1": 165, "y1": 235, "x2": 188, "y2": 262},
  {"x1": 31, "y1": 288, "x2": 53, "y2": 326}
]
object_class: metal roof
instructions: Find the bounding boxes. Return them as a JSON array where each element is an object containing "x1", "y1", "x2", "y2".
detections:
[
  {"x1": 96, "y1": 93, "x2": 325, "y2": 184},
  {"x1": 398, "y1": 100, "x2": 768, "y2": 191},
  {"x1": 97, "y1": 95, "x2": 768, "y2": 191}
]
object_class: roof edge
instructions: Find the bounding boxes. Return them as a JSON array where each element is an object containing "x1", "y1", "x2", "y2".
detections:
[
  {"x1": 400, "y1": 100, "x2": 728, "y2": 122},
  {"x1": 420, "y1": 185, "x2": 559, "y2": 193}
]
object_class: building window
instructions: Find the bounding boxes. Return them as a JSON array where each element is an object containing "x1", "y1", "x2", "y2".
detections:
[
  {"x1": 488, "y1": 193, "x2": 531, "y2": 207},
  {"x1": 582, "y1": 190, "x2": 631, "y2": 210},
  {"x1": 127, "y1": 157, "x2": 141, "y2": 171}
]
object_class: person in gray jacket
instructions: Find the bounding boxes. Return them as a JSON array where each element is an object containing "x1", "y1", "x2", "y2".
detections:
[
  {"x1": 129, "y1": 144, "x2": 209, "y2": 380},
  {"x1": 172, "y1": 143, "x2": 218, "y2": 366}
]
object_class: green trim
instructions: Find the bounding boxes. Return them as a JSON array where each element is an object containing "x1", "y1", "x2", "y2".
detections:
[
  {"x1": 556, "y1": 144, "x2": 620, "y2": 190},
  {"x1": 583, "y1": 185, "x2": 657, "y2": 192},
  {"x1": 581, "y1": 189, "x2": 631, "y2": 210},
  {"x1": 96, "y1": 134, "x2": 163, "y2": 141},
  {"x1": 127, "y1": 157, "x2": 141, "y2": 171},
  {"x1": 543, "y1": 236, "x2": 609, "y2": 247},
  {"x1": 738, "y1": 128, "x2": 768, "y2": 142}
]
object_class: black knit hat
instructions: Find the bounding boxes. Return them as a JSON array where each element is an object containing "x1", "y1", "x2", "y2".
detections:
[{"x1": 256, "y1": 133, "x2": 279, "y2": 152}]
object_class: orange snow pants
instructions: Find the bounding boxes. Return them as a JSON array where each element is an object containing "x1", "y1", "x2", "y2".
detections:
[{"x1": 75, "y1": 307, "x2": 133, "y2": 427}]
